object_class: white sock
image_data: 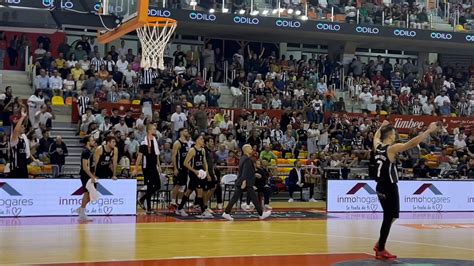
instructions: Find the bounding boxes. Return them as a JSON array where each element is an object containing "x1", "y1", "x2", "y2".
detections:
[{"x1": 171, "y1": 199, "x2": 176, "y2": 204}]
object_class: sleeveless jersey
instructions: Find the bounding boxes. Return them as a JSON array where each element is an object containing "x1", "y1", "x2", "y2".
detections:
[
  {"x1": 191, "y1": 147, "x2": 205, "y2": 171},
  {"x1": 96, "y1": 145, "x2": 113, "y2": 174},
  {"x1": 175, "y1": 139, "x2": 189, "y2": 170},
  {"x1": 11, "y1": 135, "x2": 28, "y2": 172},
  {"x1": 374, "y1": 144, "x2": 399, "y2": 184},
  {"x1": 80, "y1": 148, "x2": 94, "y2": 177}
]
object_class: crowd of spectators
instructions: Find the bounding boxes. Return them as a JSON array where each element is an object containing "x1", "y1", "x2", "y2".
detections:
[{"x1": 2, "y1": 33, "x2": 474, "y2": 183}]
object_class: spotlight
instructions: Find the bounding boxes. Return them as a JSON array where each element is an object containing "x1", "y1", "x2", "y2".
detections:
[
  {"x1": 262, "y1": 9, "x2": 269, "y2": 15},
  {"x1": 222, "y1": 8, "x2": 229, "y2": 13},
  {"x1": 300, "y1": 15, "x2": 308, "y2": 20},
  {"x1": 272, "y1": 9, "x2": 278, "y2": 14},
  {"x1": 239, "y1": 9, "x2": 245, "y2": 14},
  {"x1": 295, "y1": 10, "x2": 301, "y2": 15},
  {"x1": 279, "y1": 8, "x2": 285, "y2": 12},
  {"x1": 190, "y1": 1, "x2": 197, "y2": 6},
  {"x1": 251, "y1": 10, "x2": 259, "y2": 16},
  {"x1": 288, "y1": 8, "x2": 294, "y2": 14},
  {"x1": 209, "y1": 8, "x2": 215, "y2": 13}
]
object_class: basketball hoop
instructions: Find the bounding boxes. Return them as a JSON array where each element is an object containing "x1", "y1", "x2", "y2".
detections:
[{"x1": 136, "y1": 17, "x2": 177, "y2": 70}]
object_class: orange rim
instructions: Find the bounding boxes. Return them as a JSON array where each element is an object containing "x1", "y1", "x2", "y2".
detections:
[{"x1": 144, "y1": 17, "x2": 177, "y2": 28}]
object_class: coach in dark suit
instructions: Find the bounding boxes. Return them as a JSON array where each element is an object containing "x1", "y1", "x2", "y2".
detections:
[{"x1": 287, "y1": 160, "x2": 315, "y2": 202}]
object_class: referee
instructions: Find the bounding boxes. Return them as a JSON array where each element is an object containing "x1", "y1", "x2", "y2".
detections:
[
  {"x1": 222, "y1": 144, "x2": 271, "y2": 221},
  {"x1": 140, "y1": 68, "x2": 158, "y2": 92},
  {"x1": 372, "y1": 120, "x2": 438, "y2": 260}
]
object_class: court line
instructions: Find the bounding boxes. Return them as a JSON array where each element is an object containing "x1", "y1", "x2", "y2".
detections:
[
  {"x1": 1, "y1": 223, "x2": 473, "y2": 252},
  {"x1": 5, "y1": 252, "x2": 374, "y2": 265}
]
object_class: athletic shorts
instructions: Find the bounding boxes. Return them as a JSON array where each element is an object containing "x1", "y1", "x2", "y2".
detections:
[
  {"x1": 204, "y1": 177, "x2": 218, "y2": 190},
  {"x1": 173, "y1": 169, "x2": 188, "y2": 186},
  {"x1": 376, "y1": 182, "x2": 400, "y2": 218},
  {"x1": 80, "y1": 173, "x2": 96, "y2": 192},
  {"x1": 188, "y1": 173, "x2": 206, "y2": 190},
  {"x1": 96, "y1": 168, "x2": 113, "y2": 179}
]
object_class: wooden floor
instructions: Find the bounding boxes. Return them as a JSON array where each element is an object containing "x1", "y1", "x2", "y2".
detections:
[{"x1": 1, "y1": 202, "x2": 473, "y2": 265}]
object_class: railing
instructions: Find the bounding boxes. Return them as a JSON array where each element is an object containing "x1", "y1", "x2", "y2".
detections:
[{"x1": 169, "y1": 1, "x2": 472, "y2": 32}]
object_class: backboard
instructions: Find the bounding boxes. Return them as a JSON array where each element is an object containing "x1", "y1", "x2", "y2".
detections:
[{"x1": 97, "y1": 0, "x2": 149, "y2": 44}]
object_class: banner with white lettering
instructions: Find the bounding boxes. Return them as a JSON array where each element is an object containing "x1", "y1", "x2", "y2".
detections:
[
  {"x1": 327, "y1": 180, "x2": 474, "y2": 212},
  {"x1": 0, "y1": 179, "x2": 137, "y2": 217}
]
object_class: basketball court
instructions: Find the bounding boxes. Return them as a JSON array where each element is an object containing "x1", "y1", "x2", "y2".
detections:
[{"x1": 1, "y1": 202, "x2": 473, "y2": 266}]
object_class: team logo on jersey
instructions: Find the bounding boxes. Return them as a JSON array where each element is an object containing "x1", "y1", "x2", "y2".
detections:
[
  {"x1": 346, "y1": 183, "x2": 377, "y2": 195},
  {"x1": 413, "y1": 183, "x2": 442, "y2": 195},
  {"x1": 71, "y1": 184, "x2": 113, "y2": 196},
  {"x1": 0, "y1": 182, "x2": 22, "y2": 196}
]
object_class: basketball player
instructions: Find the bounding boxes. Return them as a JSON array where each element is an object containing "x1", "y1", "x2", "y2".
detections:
[
  {"x1": 94, "y1": 136, "x2": 118, "y2": 180},
  {"x1": 373, "y1": 120, "x2": 438, "y2": 259},
  {"x1": 10, "y1": 108, "x2": 29, "y2": 178},
  {"x1": 222, "y1": 144, "x2": 271, "y2": 221},
  {"x1": 133, "y1": 124, "x2": 163, "y2": 215},
  {"x1": 77, "y1": 135, "x2": 97, "y2": 221},
  {"x1": 203, "y1": 136, "x2": 220, "y2": 213},
  {"x1": 171, "y1": 128, "x2": 190, "y2": 207},
  {"x1": 175, "y1": 135, "x2": 211, "y2": 218}
]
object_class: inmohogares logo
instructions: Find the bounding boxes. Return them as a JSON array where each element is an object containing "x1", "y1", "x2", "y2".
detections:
[
  {"x1": 59, "y1": 183, "x2": 124, "y2": 213},
  {"x1": 337, "y1": 183, "x2": 379, "y2": 211},
  {"x1": 0, "y1": 182, "x2": 22, "y2": 196},
  {"x1": 71, "y1": 183, "x2": 113, "y2": 196},
  {"x1": 466, "y1": 35, "x2": 474, "y2": 42},
  {"x1": 4, "y1": 0, "x2": 21, "y2": 4},
  {"x1": 413, "y1": 183, "x2": 442, "y2": 195},
  {"x1": 404, "y1": 183, "x2": 450, "y2": 211},
  {"x1": 0, "y1": 182, "x2": 33, "y2": 217},
  {"x1": 346, "y1": 183, "x2": 377, "y2": 195}
]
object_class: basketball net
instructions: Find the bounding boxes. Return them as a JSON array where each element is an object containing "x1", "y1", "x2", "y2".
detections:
[{"x1": 136, "y1": 19, "x2": 177, "y2": 70}]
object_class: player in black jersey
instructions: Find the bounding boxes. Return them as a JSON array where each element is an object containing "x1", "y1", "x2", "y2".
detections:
[
  {"x1": 175, "y1": 135, "x2": 210, "y2": 218},
  {"x1": 133, "y1": 124, "x2": 163, "y2": 215},
  {"x1": 94, "y1": 136, "x2": 118, "y2": 180},
  {"x1": 171, "y1": 128, "x2": 190, "y2": 207},
  {"x1": 203, "y1": 136, "x2": 222, "y2": 213},
  {"x1": 10, "y1": 108, "x2": 29, "y2": 178},
  {"x1": 77, "y1": 135, "x2": 97, "y2": 221},
  {"x1": 372, "y1": 120, "x2": 438, "y2": 260}
]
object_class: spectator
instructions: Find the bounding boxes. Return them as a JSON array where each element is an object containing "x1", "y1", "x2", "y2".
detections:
[
  {"x1": 48, "y1": 135, "x2": 68, "y2": 176},
  {"x1": 287, "y1": 160, "x2": 315, "y2": 202},
  {"x1": 170, "y1": 105, "x2": 187, "y2": 140}
]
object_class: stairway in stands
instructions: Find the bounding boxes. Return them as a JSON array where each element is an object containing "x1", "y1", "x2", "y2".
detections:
[
  {"x1": 213, "y1": 82, "x2": 234, "y2": 108},
  {"x1": 0, "y1": 70, "x2": 82, "y2": 177}
]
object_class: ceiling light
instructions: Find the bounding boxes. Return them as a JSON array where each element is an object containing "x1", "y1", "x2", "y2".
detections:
[
  {"x1": 272, "y1": 9, "x2": 278, "y2": 14},
  {"x1": 190, "y1": 1, "x2": 197, "y2": 6},
  {"x1": 251, "y1": 10, "x2": 259, "y2": 16},
  {"x1": 295, "y1": 10, "x2": 301, "y2": 15},
  {"x1": 300, "y1": 15, "x2": 308, "y2": 20},
  {"x1": 288, "y1": 8, "x2": 294, "y2": 14},
  {"x1": 239, "y1": 9, "x2": 245, "y2": 14},
  {"x1": 209, "y1": 8, "x2": 215, "y2": 13},
  {"x1": 222, "y1": 8, "x2": 229, "y2": 13},
  {"x1": 262, "y1": 9, "x2": 269, "y2": 15}
]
